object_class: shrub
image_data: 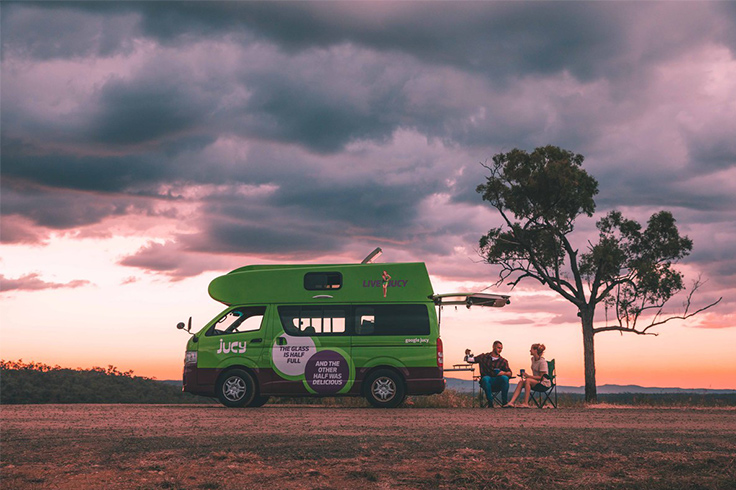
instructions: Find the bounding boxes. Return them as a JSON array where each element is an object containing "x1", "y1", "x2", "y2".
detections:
[{"x1": 0, "y1": 359, "x2": 206, "y2": 404}]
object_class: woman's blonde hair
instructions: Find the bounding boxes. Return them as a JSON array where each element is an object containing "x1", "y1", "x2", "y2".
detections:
[{"x1": 532, "y1": 343, "x2": 546, "y2": 356}]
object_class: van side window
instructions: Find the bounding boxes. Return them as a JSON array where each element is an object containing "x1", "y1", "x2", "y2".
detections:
[
  {"x1": 304, "y1": 272, "x2": 342, "y2": 290},
  {"x1": 355, "y1": 305, "x2": 430, "y2": 336},
  {"x1": 207, "y1": 306, "x2": 266, "y2": 336},
  {"x1": 279, "y1": 306, "x2": 347, "y2": 335}
]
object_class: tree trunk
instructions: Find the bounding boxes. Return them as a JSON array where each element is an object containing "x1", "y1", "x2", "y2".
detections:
[{"x1": 580, "y1": 307, "x2": 597, "y2": 403}]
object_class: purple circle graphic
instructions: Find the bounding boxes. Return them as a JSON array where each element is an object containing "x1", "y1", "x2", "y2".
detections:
[{"x1": 304, "y1": 350, "x2": 349, "y2": 394}]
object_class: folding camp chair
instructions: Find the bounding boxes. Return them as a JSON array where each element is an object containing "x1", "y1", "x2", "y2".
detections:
[
  {"x1": 530, "y1": 359, "x2": 557, "y2": 408},
  {"x1": 475, "y1": 374, "x2": 505, "y2": 407}
]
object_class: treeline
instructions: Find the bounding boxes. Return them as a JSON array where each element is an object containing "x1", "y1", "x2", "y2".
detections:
[{"x1": 0, "y1": 360, "x2": 207, "y2": 404}]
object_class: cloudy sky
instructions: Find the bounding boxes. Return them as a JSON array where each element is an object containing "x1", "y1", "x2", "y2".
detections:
[{"x1": 2, "y1": 2, "x2": 735, "y2": 388}]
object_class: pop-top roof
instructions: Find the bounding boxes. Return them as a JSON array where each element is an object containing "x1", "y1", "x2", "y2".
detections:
[{"x1": 208, "y1": 262, "x2": 434, "y2": 305}]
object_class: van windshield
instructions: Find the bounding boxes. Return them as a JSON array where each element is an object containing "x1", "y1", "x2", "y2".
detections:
[{"x1": 208, "y1": 306, "x2": 266, "y2": 335}]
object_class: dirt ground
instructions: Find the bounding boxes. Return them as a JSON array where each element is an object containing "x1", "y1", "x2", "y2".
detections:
[{"x1": 1, "y1": 404, "x2": 735, "y2": 490}]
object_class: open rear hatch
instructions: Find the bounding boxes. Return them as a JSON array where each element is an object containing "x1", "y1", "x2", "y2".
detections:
[
  {"x1": 432, "y1": 292, "x2": 510, "y2": 330},
  {"x1": 432, "y1": 292, "x2": 510, "y2": 308}
]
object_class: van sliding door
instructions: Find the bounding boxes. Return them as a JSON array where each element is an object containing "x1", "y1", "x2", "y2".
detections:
[{"x1": 265, "y1": 305, "x2": 352, "y2": 396}]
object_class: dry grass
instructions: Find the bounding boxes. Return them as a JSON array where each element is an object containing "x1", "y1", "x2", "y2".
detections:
[
  {"x1": 271, "y1": 390, "x2": 736, "y2": 410},
  {"x1": 2, "y1": 404, "x2": 735, "y2": 489}
]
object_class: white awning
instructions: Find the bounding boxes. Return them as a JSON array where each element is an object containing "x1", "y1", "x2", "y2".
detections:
[{"x1": 432, "y1": 292, "x2": 510, "y2": 308}]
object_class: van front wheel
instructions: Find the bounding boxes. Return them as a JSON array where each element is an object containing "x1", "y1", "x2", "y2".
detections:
[
  {"x1": 217, "y1": 369, "x2": 256, "y2": 407},
  {"x1": 365, "y1": 369, "x2": 406, "y2": 408}
]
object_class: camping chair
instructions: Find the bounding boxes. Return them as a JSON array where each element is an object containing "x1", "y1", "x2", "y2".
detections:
[
  {"x1": 530, "y1": 359, "x2": 557, "y2": 408},
  {"x1": 475, "y1": 374, "x2": 505, "y2": 407}
]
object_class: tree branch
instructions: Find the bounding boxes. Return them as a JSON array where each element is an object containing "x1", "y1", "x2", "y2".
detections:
[
  {"x1": 595, "y1": 273, "x2": 636, "y2": 304},
  {"x1": 594, "y1": 285, "x2": 722, "y2": 335},
  {"x1": 495, "y1": 208, "x2": 582, "y2": 305},
  {"x1": 592, "y1": 325, "x2": 660, "y2": 336},
  {"x1": 640, "y1": 297, "x2": 722, "y2": 333},
  {"x1": 557, "y1": 230, "x2": 586, "y2": 303}
]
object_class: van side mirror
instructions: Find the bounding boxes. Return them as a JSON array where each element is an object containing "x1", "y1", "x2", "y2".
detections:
[{"x1": 176, "y1": 317, "x2": 196, "y2": 341}]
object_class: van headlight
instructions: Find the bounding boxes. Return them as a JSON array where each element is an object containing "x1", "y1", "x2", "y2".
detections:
[{"x1": 185, "y1": 351, "x2": 197, "y2": 365}]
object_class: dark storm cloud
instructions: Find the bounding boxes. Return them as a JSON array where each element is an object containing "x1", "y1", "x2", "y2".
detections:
[
  {"x1": 1, "y1": 124, "x2": 450, "y2": 249},
  {"x1": 5, "y1": 1, "x2": 732, "y2": 171},
  {"x1": 187, "y1": 220, "x2": 340, "y2": 256},
  {"x1": 3, "y1": 0, "x2": 736, "y2": 302},
  {"x1": 714, "y1": 2, "x2": 736, "y2": 51},
  {"x1": 6, "y1": 2, "x2": 727, "y2": 83},
  {"x1": 107, "y1": 3, "x2": 723, "y2": 82},
  {"x1": 1, "y1": 150, "x2": 168, "y2": 193},
  {"x1": 89, "y1": 76, "x2": 212, "y2": 146},
  {"x1": 593, "y1": 159, "x2": 736, "y2": 214},
  {"x1": 0, "y1": 181, "x2": 180, "y2": 242},
  {"x1": 1, "y1": 64, "x2": 219, "y2": 155},
  {"x1": 0, "y1": 5, "x2": 140, "y2": 60},
  {"x1": 237, "y1": 2, "x2": 627, "y2": 82},
  {"x1": 687, "y1": 135, "x2": 736, "y2": 174},
  {"x1": 183, "y1": 177, "x2": 435, "y2": 256},
  {"x1": 240, "y1": 69, "x2": 403, "y2": 153},
  {"x1": 130, "y1": 1, "x2": 620, "y2": 80},
  {"x1": 1, "y1": 183, "x2": 131, "y2": 229},
  {"x1": 270, "y1": 180, "x2": 433, "y2": 232}
]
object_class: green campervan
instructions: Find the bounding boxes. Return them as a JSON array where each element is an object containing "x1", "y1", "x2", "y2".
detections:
[{"x1": 178, "y1": 253, "x2": 509, "y2": 408}]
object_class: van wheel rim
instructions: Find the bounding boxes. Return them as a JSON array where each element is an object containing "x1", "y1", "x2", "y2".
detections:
[
  {"x1": 223, "y1": 377, "x2": 246, "y2": 401},
  {"x1": 372, "y1": 377, "x2": 396, "y2": 401}
]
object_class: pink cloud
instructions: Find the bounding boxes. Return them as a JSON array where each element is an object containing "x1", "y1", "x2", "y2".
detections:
[
  {"x1": 689, "y1": 311, "x2": 736, "y2": 329},
  {"x1": 120, "y1": 276, "x2": 139, "y2": 285},
  {"x1": 0, "y1": 216, "x2": 48, "y2": 245},
  {"x1": 118, "y1": 240, "x2": 238, "y2": 280},
  {"x1": 0, "y1": 273, "x2": 91, "y2": 293}
]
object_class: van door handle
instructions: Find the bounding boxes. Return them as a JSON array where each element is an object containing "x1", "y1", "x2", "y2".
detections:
[
  {"x1": 251, "y1": 338, "x2": 263, "y2": 343},
  {"x1": 277, "y1": 337, "x2": 287, "y2": 345}
]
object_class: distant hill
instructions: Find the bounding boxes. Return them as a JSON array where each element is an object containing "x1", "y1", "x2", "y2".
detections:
[
  {"x1": 0, "y1": 360, "x2": 207, "y2": 404},
  {"x1": 445, "y1": 377, "x2": 736, "y2": 395}
]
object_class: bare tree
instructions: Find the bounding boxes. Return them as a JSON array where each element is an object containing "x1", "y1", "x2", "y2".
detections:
[{"x1": 477, "y1": 146, "x2": 721, "y2": 403}]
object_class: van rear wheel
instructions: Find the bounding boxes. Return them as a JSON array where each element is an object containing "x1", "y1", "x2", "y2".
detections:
[
  {"x1": 365, "y1": 369, "x2": 406, "y2": 408},
  {"x1": 216, "y1": 369, "x2": 256, "y2": 407}
]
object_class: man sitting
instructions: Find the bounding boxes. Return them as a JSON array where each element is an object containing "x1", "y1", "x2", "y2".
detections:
[{"x1": 464, "y1": 340, "x2": 512, "y2": 407}]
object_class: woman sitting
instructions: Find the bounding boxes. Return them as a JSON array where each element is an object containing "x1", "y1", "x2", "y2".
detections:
[{"x1": 504, "y1": 343, "x2": 551, "y2": 408}]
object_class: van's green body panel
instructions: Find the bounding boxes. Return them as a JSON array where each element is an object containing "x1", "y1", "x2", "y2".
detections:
[{"x1": 183, "y1": 262, "x2": 445, "y2": 402}]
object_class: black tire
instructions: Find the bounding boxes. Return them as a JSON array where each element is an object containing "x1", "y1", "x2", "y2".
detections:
[
  {"x1": 216, "y1": 369, "x2": 256, "y2": 407},
  {"x1": 247, "y1": 395, "x2": 270, "y2": 408},
  {"x1": 364, "y1": 369, "x2": 406, "y2": 408}
]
